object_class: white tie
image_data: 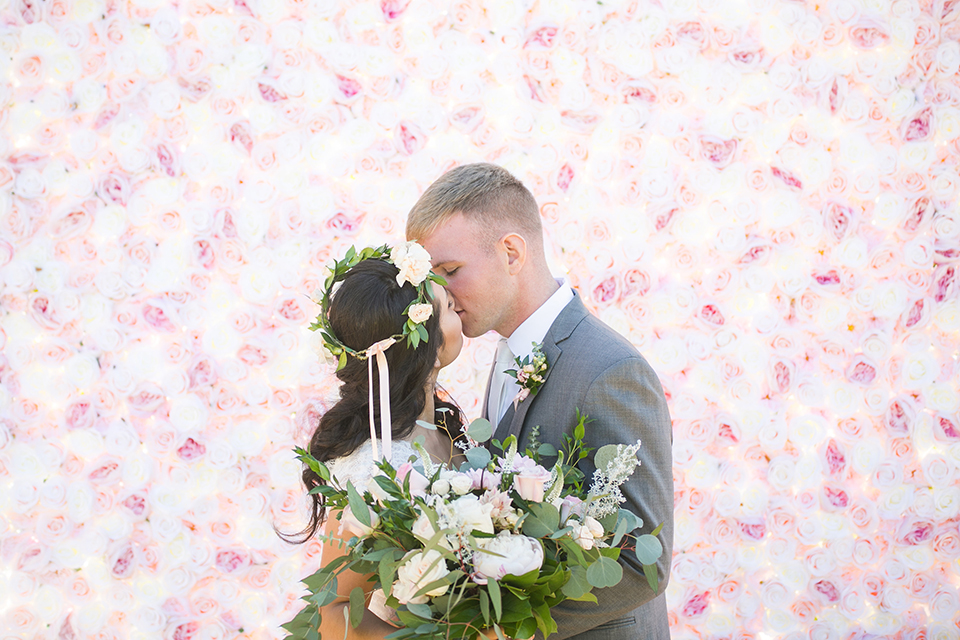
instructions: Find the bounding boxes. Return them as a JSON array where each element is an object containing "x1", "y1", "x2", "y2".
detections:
[{"x1": 488, "y1": 338, "x2": 515, "y2": 424}]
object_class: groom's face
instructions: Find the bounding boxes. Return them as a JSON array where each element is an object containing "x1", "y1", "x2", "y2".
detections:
[{"x1": 420, "y1": 213, "x2": 507, "y2": 339}]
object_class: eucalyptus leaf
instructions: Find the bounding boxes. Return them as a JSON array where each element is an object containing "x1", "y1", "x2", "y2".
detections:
[
  {"x1": 464, "y1": 446, "x2": 492, "y2": 469},
  {"x1": 405, "y1": 603, "x2": 433, "y2": 619},
  {"x1": 487, "y1": 577, "x2": 502, "y2": 620},
  {"x1": 634, "y1": 534, "x2": 663, "y2": 565},
  {"x1": 466, "y1": 418, "x2": 493, "y2": 442},
  {"x1": 521, "y1": 502, "x2": 560, "y2": 538},
  {"x1": 586, "y1": 556, "x2": 622, "y2": 589},
  {"x1": 611, "y1": 515, "x2": 629, "y2": 547},
  {"x1": 479, "y1": 590, "x2": 490, "y2": 625},
  {"x1": 415, "y1": 419, "x2": 437, "y2": 430},
  {"x1": 593, "y1": 444, "x2": 620, "y2": 472},
  {"x1": 643, "y1": 562, "x2": 659, "y2": 592},
  {"x1": 537, "y1": 443, "x2": 558, "y2": 457},
  {"x1": 616, "y1": 508, "x2": 643, "y2": 534},
  {"x1": 349, "y1": 587, "x2": 365, "y2": 628},
  {"x1": 561, "y1": 565, "x2": 591, "y2": 599},
  {"x1": 346, "y1": 482, "x2": 370, "y2": 528}
]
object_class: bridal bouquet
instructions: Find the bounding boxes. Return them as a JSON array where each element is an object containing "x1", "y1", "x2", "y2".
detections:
[{"x1": 282, "y1": 413, "x2": 664, "y2": 640}]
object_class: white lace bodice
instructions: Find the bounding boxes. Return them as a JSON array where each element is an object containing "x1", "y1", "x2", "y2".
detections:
[{"x1": 327, "y1": 439, "x2": 418, "y2": 489}]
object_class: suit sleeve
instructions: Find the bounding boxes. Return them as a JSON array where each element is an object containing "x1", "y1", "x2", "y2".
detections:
[{"x1": 539, "y1": 355, "x2": 674, "y2": 640}]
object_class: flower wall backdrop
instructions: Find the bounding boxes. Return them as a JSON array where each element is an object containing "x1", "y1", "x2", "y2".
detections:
[{"x1": 1, "y1": 0, "x2": 959, "y2": 637}]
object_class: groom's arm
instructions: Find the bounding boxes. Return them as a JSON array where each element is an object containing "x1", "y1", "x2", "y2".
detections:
[{"x1": 542, "y1": 355, "x2": 674, "y2": 639}]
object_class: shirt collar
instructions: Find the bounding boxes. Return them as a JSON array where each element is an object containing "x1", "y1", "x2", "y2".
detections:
[{"x1": 506, "y1": 278, "x2": 573, "y2": 359}]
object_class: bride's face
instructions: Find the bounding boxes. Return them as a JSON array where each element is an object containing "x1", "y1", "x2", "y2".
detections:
[{"x1": 432, "y1": 283, "x2": 463, "y2": 368}]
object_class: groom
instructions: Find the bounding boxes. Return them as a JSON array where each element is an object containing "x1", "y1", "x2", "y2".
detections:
[{"x1": 406, "y1": 163, "x2": 674, "y2": 640}]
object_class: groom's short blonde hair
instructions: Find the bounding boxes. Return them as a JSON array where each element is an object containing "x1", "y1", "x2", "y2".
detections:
[{"x1": 406, "y1": 163, "x2": 542, "y2": 249}]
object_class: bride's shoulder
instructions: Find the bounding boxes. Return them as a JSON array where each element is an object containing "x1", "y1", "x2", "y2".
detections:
[{"x1": 328, "y1": 440, "x2": 418, "y2": 487}]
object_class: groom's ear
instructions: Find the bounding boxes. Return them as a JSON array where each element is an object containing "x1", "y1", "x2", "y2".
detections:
[{"x1": 500, "y1": 233, "x2": 527, "y2": 275}]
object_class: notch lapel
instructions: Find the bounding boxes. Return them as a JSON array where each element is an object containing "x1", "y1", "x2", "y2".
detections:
[
  {"x1": 489, "y1": 291, "x2": 591, "y2": 445},
  {"x1": 496, "y1": 338, "x2": 562, "y2": 443}
]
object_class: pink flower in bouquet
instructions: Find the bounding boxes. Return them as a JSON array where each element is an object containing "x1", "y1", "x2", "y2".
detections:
[
  {"x1": 512, "y1": 460, "x2": 551, "y2": 503},
  {"x1": 558, "y1": 495, "x2": 585, "y2": 523},
  {"x1": 479, "y1": 489, "x2": 517, "y2": 525},
  {"x1": 464, "y1": 467, "x2": 499, "y2": 491},
  {"x1": 396, "y1": 462, "x2": 429, "y2": 497}
]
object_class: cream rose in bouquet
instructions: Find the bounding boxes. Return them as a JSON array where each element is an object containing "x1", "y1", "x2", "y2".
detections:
[{"x1": 283, "y1": 412, "x2": 664, "y2": 640}]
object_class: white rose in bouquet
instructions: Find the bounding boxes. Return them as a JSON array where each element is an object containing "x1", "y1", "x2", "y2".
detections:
[
  {"x1": 571, "y1": 516, "x2": 605, "y2": 551},
  {"x1": 446, "y1": 494, "x2": 495, "y2": 536},
  {"x1": 473, "y1": 533, "x2": 544, "y2": 584},
  {"x1": 392, "y1": 549, "x2": 451, "y2": 605},
  {"x1": 338, "y1": 504, "x2": 379, "y2": 538}
]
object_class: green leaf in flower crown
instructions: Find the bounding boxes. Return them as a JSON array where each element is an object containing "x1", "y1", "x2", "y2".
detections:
[
  {"x1": 349, "y1": 587, "x2": 365, "y2": 628},
  {"x1": 586, "y1": 556, "x2": 622, "y2": 589},
  {"x1": 346, "y1": 482, "x2": 370, "y2": 528},
  {"x1": 593, "y1": 444, "x2": 620, "y2": 472},
  {"x1": 521, "y1": 502, "x2": 560, "y2": 538},
  {"x1": 634, "y1": 533, "x2": 663, "y2": 565},
  {"x1": 464, "y1": 445, "x2": 491, "y2": 470},
  {"x1": 466, "y1": 418, "x2": 492, "y2": 442},
  {"x1": 415, "y1": 419, "x2": 437, "y2": 430}
]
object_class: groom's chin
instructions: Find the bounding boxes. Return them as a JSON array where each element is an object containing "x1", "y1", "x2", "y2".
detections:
[{"x1": 460, "y1": 326, "x2": 484, "y2": 340}]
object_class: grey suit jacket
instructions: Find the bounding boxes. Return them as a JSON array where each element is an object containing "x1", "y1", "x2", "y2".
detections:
[{"x1": 483, "y1": 293, "x2": 673, "y2": 640}]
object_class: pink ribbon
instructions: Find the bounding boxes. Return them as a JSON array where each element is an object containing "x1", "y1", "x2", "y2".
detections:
[{"x1": 366, "y1": 337, "x2": 396, "y2": 462}]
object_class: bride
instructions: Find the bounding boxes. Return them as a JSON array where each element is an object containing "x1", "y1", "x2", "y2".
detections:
[{"x1": 286, "y1": 244, "x2": 468, "y2": 638}]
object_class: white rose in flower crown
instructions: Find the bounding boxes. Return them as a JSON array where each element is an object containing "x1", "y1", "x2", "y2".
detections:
[
  {"x1": 391, "y1": 241, "x2": 432, "y2": 287},
  {"x1": 392, "y1": 549, "x2": 450, "y2": 605},
  {"x1": 407, "y1": 303, "x2": 433, "y2": 324},
  {"x1": 473, "y1": 533, "x2": 544, "y2": 584}
]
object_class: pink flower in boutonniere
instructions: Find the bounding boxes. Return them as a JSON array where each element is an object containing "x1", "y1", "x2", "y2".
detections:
[{"x1": 506, "y1": 342, "x2": 548, "y2": 408}]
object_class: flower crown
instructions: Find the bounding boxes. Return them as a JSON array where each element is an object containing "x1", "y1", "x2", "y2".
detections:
[{"x1": 309, "y1": 242, "x2": 446, "y2": 370}]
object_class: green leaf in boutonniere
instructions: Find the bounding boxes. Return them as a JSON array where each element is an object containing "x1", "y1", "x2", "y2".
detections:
[{"x1": 506, "y1": 342, "x2": 548, "y2": 408}]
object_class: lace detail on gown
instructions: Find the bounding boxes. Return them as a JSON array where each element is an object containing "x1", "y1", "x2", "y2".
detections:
[{"x1": 326, "y1": 439, "x2": 418, "y2": 489}]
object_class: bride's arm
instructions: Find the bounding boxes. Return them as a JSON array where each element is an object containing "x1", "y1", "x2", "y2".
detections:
[{"x1": 315, "y1": 511, "x2": 397, "y2": 639}]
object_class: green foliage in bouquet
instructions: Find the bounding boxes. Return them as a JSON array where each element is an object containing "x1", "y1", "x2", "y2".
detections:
[{"x1": 282, "y1": 412, "x2": 664, "y2": 640}]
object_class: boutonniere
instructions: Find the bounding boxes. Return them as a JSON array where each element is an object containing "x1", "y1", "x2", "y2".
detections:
[{"x1": 506, "y1": 342, "x2": 548, "y2": 407}]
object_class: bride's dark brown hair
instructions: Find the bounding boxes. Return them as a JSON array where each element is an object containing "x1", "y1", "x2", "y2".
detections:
[{"x1": 281, "y1": 258, "x2": 462, "y2": 543}]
